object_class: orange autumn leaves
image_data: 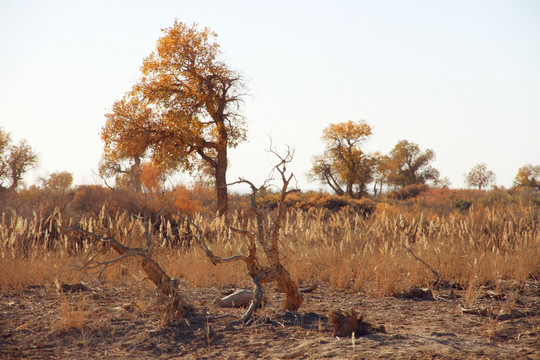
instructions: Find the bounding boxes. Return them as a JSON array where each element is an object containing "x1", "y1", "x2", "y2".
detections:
[
  {"x1": 101, "y1": 21, "x2": 247, "y2": 214},
  {"x1": 310, "y1": 120, "x2": 376, "y2": 198}
]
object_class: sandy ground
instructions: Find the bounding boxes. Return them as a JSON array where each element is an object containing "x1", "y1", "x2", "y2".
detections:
[{"x1": 1, "y1": 280, "x2": 538, "y2": 359}]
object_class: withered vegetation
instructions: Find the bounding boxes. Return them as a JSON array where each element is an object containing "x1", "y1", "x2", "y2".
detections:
[
  {"x1": 0, "y1": 169, "x2": 539, "y2": 358},
  {"x1": 193, "y1": 146, "x2": 304, "y2": 323}
]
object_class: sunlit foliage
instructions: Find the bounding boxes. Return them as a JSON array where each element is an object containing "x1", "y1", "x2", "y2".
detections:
[
  {"x1": 371, "y1": 153, "x2": 392, "y2": 195},
  {"x1": 387, "y1": 140, "x2": 439, "y2": 188},
  {"x1": 310, "y1": 120, "x2": 375, "y2": 198},
  {"x1": 514, "y1": 164, "x2": 540, "y2": 190},
  {"x1": 101, "y1": 21, "x2": 247, "y2": 214},
  {"x1": 139, "y1": 162, "x2": 167, "y2": 193}
]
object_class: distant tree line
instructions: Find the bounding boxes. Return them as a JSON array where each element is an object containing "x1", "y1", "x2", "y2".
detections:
[{"x1": 308, "y1": 120, "x2": 442, "y2": 198}]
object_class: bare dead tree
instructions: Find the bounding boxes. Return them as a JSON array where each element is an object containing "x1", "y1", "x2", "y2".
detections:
[
  {"x1": 63, "y1": 226, "x2": 194, "y2": 324},
  {"x1": 191, "y1": 145, "x2": 304, "y2": 323}
]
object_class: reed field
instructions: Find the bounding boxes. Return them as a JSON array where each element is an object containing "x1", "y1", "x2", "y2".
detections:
[{"x1": 1, "y1": 187, "x2": 538, "y2": 296}]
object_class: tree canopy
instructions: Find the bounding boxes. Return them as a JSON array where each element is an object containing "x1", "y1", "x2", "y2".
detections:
[
  {"x1": 310, "y1": 120, "x2": 375, "y2": 198},
  {"x1": 465, "y1": 163, "x2": 496, "y2": 190},
  {"x1": 514, "y1": 164, "x2": 539, "y2": 190},
  {"x1": 387, "y1": 140, "x2": 439, "y2": 188},
  {"x1": 0, "y1": 128, "x2": 38, "y2": 191},
  {"x1": 41, "y1": 171, "x2": 73, "y2": 192},
  {"x1": 101, "y1": 21, "x2": 247, "y2": 214}
]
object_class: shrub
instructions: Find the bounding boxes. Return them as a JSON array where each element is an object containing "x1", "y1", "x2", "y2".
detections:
[
  {"x1": 256, "y1": 193, "x2": 281, "y2": 210},
  {"x1": 453, "y1": 199, "x2": 473, "y2": 212},
  {"x1": 255, "y1": 191, "x2": 375, "y2": 215},
  {"x1": 320, "y1": 195, "x2": 350, "y2": 210},
  {"x1": 72, "y1": 185, "x2": 111, "y2": 216},
  {"x1": 350, "y1": 197, "x2": 376, "y2": 217},
  {"x1": 172, "y1": 186, "x2": 204, "y2": 215},
  {"x1": 389, "y1": 184, "x2": 429, "y2": 200}
]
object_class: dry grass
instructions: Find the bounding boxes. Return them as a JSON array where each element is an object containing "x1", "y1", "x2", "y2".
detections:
[
  {"x1": 0, "y1": 254, "x2": 82, "y2": 292},
  {"x1": 1, "y1": 199, "x2": 539, "y2": 299},
  {"x1": 54, "y1": 296, "x2": 88, "y2": 331}
]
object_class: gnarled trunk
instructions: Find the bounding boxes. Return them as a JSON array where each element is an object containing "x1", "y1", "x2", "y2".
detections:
[{"x1": 215, "y1": 148, "x2": 228, "y2": 215}]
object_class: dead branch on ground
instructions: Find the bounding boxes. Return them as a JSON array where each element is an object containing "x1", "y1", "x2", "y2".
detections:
[
  {"x1": 63, "y1": 226, "x2": 194, "y2": 324},
  {"x1": 398, "y1": 220, "x2": 443, "y2": 283}
]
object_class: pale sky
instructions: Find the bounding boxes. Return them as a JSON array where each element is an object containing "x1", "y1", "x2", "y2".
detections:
[{"x1": 1, "y1": 0, "x2": 539, "y2": 191}]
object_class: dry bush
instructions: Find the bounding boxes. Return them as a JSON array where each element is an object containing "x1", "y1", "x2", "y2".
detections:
[
  {"x1": 172, "y1": 186, "x2": 204, "y2": 214},
  {"x1": 256, "y1": 191, "x2": 376, "y2": 215},
  {"x1": 388, "y1": 184, "x2": 429, "y2": 200},
  {"x1": 71, "y1": 185, "x2": 112, "y2": 217}
]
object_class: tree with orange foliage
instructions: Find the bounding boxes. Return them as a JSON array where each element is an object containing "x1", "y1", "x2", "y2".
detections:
[
  {"x1": 387, "y1": 140, "x2": 439, "y2": 188},
  {"x1": 99, "y1": 95, "x2": 153, "y2": 191},
  {"x1": 309, "y1": 120, "x2": 375, "y2": 198},
  {"x1": 139, "y1": 163, "x2": 167, "y2": 193},
  {"x1": 101, "y1": 21, "x2": 247, "y2": 214},
  {"x1": 513, "y1": 164, "x2": 539, "y2": 190},
  {"x1": 372, "y1": 153, "x2": 392, "y2": 195}
]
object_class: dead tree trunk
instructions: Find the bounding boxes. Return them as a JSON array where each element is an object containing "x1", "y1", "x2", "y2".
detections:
[
  {"x1": 259, "y1": 147, "x2": 303, "y2": 310},
  {"x1": 192, "y1": 145, "x2": 304, "y2": 322}
]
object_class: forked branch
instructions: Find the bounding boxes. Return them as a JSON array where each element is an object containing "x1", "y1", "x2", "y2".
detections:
[
  {"x1": 195, "y1": 144, "x2": 304, "y2": 323},
  {"x1": 63, "y1": 227, "x2": 194, "y2": 324}
]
